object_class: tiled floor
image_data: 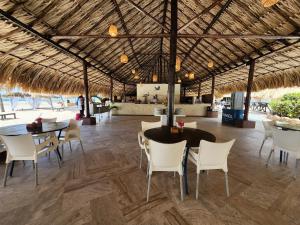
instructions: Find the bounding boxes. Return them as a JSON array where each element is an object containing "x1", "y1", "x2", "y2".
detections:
[{"x1": 0, "y1": 116, "x2": 299, "y2": 225}]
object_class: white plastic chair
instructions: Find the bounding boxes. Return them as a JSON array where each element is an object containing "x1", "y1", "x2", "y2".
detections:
[
  {"x1": 188, "y1": 139, "x2": 235, "y2": 199},
  {"x1": 144, "y1": 140, "x2": 187, "y2": 202},
  {"x1": 259, "y1": 120, "x2": 274, "y2": 155},
  {"x1": 1, "y1": 134, "x2": 58, "y2": 186},
  {"x1": 266, "y1": 129, "x2": 300, "y2": 177},
  {"x1": 137, "y1": 121, "x2": 161, "y2": 168},
  {"x1": 34, "y1": 117, "x2": 57, "y2": 143},
  {"x1": 59, "y1": 119, "x2": 83, "y2": 154}
]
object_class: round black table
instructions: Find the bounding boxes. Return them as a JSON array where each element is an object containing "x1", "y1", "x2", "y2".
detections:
[
  {"x1": 0, "y1": 122, "x2": 69, "y2": 176},
  {"x1": 144, "y1": 126, "x2": 216, "y2": 194}
]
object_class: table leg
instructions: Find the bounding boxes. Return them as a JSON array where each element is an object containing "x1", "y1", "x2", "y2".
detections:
[
  {"x1": 9, "y1": 161, "x2": 15, "y2": 177},
  {"x1": 183, "y1": 147, "x2": 190, "y2": 195},
  {"x1": 280, "y1": 150, "x2": 282, "y2": 163},
  {"x1": 56, "y1": 130, "x2": 63, "y2": 161}
]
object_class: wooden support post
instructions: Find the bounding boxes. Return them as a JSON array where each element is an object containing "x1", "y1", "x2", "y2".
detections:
[
  {"x1": 236, "y1": 60, "x2": 256, "y2": 128},
  {"x1": 167, "y1": 0, "x2": 178, "y2": 127},
  {"x1": 197, "y1": 80, "x2": 202, "y2": 98},
  {"x1": 244, "y1": 60, "x2": 255, "y2": 121},
  {"x1": 82, "y1": 61, "x2": 96, "y2": 125},
  {"x1": 110, "y1": 77, "x2": 113, "y2": 102},
  {"x1": 123, "y1": 83, "x2": 126, "y2": 102},
  {"x1": 211, "y1": 75, "x2": 215, "y2": 107}
]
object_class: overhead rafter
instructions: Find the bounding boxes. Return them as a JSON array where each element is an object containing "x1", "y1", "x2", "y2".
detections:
[
  {"x1": 0, "y1": 9, "x2": 124, "y2": 83},
  {"x1": 178, "y1": 0, "x2": 223, "y2": 32},
  {"x1": 181, "y1": 0, "x2": 233, "y2": 65},
  {"x1": 111, "y1": 0, "x2": 141, "y2": 67},
  {"x1": 125, "y1": 0, "x2": 169, "y2": 31}
]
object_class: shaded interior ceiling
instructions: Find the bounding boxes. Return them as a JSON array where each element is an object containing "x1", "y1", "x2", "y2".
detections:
[{"x1": 0, "y1": 0, "x2": 299, "y2": 96}]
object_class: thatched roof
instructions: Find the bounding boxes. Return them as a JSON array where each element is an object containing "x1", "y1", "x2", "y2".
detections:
[{"x1": 0, "y1": 0, "x2": 299, "y2": 96}]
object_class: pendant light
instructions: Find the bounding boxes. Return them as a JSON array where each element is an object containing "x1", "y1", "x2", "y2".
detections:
[
  {"x1": 134, "y1": 74, "x2": 140, "y2": 80},
  {"x1": 208, "y1": 60, "x2": 214, "y2": 68},
  {"x1": 175, "y1": 56, "x2": 181, "y2": 72},
  {"x1": 188, "y1": 72, "x2": 195, "y2": 80},
  {"x1": 184, "y1": 73, "x2": 189, "y2": 78},
  {"x1": 177, "y1": 78, "x2": 181, "y2": 83},
  {"x1": 152, "y1": 74, "x2": 158, "y2": 82},
  {"x1": 120, "y1": 50, "x2": 128, "y2": 64},
  {"x1": 261, "y1": 0, "x2": 279, "y2": 7},
  {"x1": 108, "y1": 24, "x2": 118, "y2": 37},
  {"x1": 131, "y1": 69, "x2": 136, "y2": 74}
]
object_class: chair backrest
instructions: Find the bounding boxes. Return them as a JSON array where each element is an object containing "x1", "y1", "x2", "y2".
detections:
[
  {"x1": 148, "y1": 140, "x2": 186, "y2": 170},
  {"x1": 0, "y1": 134, "x2": 36, "y2": 161},
  {"x1": 262, "y1": 120, "x2": 274, "y2": 135},
  {"x1": 197, "y1": 139, "x2": 235, "y2": 172},
  {"x1": 69, "y1": 119, "x2": 80, "y2": 129},
  {"x1": 272, "y1": 129, "x2": 300, "y2": 153},
  {"x1": 183, "y1": 121, "x2": 197, "y2": 128},
  {"x1": 141, "y1": 121, "x2": 161, "y2": 132},
  {"x1": 41, "y1": 117, "x2": 57, "y2": 123}
]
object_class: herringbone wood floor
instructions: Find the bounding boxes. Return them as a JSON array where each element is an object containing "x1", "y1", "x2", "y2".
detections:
[{"x1": 0, "y1": 116, "x2": 299, "y2": 225}]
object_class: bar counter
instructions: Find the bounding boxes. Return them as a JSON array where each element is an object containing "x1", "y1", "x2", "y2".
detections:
[{"x1": 111, "y1": 103, "x2": 210, "y2": 117}]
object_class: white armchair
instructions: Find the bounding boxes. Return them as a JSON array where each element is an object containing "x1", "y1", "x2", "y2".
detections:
[
  {"x1": 137, "y1": 121, "x2": 161, "y2": 168},
  {"x1": 144, "y1": 140, "x2": 187, "y2": 202},
  {"x1": 266, "y1": 129, "x2": 300, "y2": 178},
  {"x1": 259, "y1": 120, "x2": 274, "y2": 155},
  {"x1": 1, "y1": 133, "x2": 58, "y2": 187},
  {"x1": 189, "y1": 139, "x2": 235, "y2": 199},
  {"x1": 59, "y1": 119, "x2": 83, "y2": 154}
]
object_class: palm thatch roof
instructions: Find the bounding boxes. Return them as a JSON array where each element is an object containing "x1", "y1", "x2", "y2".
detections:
[{"x1": 0, "y1": 0, "x2": 299, "y2": 96}]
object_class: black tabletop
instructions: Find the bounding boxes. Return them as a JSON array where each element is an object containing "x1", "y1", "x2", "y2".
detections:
[
  {"x1": 144, "y1": 126, "x2": 216, "y2": 147},
  {"x1": 0, "y1": 122, "x2": 69, "y2": 136}
]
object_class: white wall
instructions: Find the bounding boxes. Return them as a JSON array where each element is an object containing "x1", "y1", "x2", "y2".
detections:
[{"x1": 137, "y1": 83, "x2": 181, "y2": 103}]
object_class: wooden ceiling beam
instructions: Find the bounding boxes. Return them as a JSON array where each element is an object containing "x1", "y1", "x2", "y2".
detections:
[
  {"x1": 178, "y1": 0, "x2": 223, "y2": 33},
  {"x1": 181, "y1": 0, "x2": 233, "y2": 65},
  {"x1": 125, "y1": 0, "x2": 169, "y2": 31},
  {"x1": 111, "y1": 0, "x2": 141, "y2": 68}
]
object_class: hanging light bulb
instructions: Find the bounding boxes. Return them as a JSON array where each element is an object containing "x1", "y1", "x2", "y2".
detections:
[
  {"x1": 184, "y1": 73, "x2": 189, "y2": 78},
  {"x1": 177, "y1": 78, "x2": 181, "y2": 83},
  {"x1": 131, "y1": 69, "x2": 136, "y2": 74},
  {"x1": 175, "y1": 56, "x2": 181, "y2": 72},
  {"x1": 208, "y1": 60, "x2": 214, "y2": 68},
  {"x1": 188, "y1": 72, "x2": 195, "y2": 80},
  {"x1": 120, "y1": 51, "x2": 128, "y2": 64},
  {"x1": 152, "y1": 74, "x2": 158, "y2": 82},
  {"x1": 108, "y1": 24, "x2": 118, "y2": 37},
  {"x1": 261, "y1": 0, "x2": 279, "y2": 7},
  {"x1": 134, "y1": 74, "x2": 140, "y2": 80}
]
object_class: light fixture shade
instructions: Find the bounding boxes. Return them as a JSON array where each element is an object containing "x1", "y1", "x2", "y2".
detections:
[
  {"x1": 177, "y1": 78, "x2": 181, "y2": 83},
  {"x1": 134, "y1": 74, "x2": 140, "y2": 80},
  {"x1": 184, "y1": 73, "x2": 189, "y2": 78},
  {"x1": 208, "y1": 60, "x2": 214, "y2": 68},
  {"x1": 175, "y1": 56, "x2": 181, "y2": 72},
  {"x1": 120, "y1": 53, "x2": 128, "y2": 64},
  {"x1": 152, "y1": 74, "x2": 158, "y2": 82},
  {"x1": 261, "y1": 0, "x2": 279, "y2": 7},
  {"x1": 131, "y1": 69, "x2": 136, "y2": 74},
  {"x1": 188, "y1": 72, "x2": 195, "y2": 80},
  {"x1": 108, "y1": 24, "x2": 118, "y2": 37}
]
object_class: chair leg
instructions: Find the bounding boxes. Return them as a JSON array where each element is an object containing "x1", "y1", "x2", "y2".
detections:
[
  {"x1": 48, "y1": 151, "x2": 51, "y2": 159},
  {"x1": 225, "y1": 172, "x2": 230, "y2": 197},
  {"x1": 147, "y1": 174, "x2": 151, "y2": 202},
  {"x1": 55, "y1": 151, "x2": 61, "y2": 168},
  {"x1": 22, "y1": 161, "x2": 26, "y2": 167},
  {"x1": 32, "y1": 160, "x2": 35, "y2": 169},
  {"x1": 173, "y1": 171, "x2": 176, "y2": 178},
  {"x1": 285, "y1": 152, "x2": 289, "y2": 165},
  {"x1": 69, "y1": 141, "x2": 72, "y2": 152},
  {"x1": 196, "y1": 172, "x2": 200, "y2": 200},
  {"x1": 2, "y1": 163, "x2": 9, "y2": 187},
  {"x1": 146, "y1": 161, "x2": 149, "y2": 178},
  {"x1": 265, "y1": 149, "x2": 274, "y2": 167},
  {"x1": 180, "y1": 174, "x2": 184, "y2": 201},
  {"x1": 259, "y1": 138, "x2": 266, "y2": 156},
  {"x1": 35, "y1": 163, "x2": 38, "y2": 186},
  {"x1": 139, "y1": 148, "x2": 143, "y2": 168},
  {"x1": 79, "y1": 140, "x2": 84, "y2": 153}
]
